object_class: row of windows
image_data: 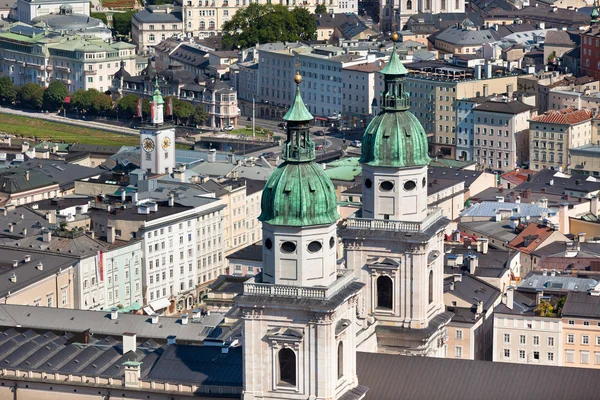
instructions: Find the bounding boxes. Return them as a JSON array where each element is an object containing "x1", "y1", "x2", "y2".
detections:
[{"x1": 503, "y1": 349, "x2": 554, "y2": 362}]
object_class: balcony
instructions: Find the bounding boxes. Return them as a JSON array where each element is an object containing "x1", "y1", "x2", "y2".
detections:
[
  {"x1": 344, "y1": 208, "x2": 443, "y2": 233},
  {"x1": 55, "y1": 66, "x2": 71, "y2": 73},
  {"x1": 46, "y1": 65, "x2": 53, "y2": 71},
  {"x1": 84, "y1": 69, "x2": 98, "y2": 75},
  {"x1": 4, "y1": 58, "x2": 15, "y2": 64},
  {"x1": 243, "y1": 269, "x2": 353, "y2": 300}
]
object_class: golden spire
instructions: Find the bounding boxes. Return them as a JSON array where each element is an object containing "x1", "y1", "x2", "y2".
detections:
[
  {"x1": 391, "y1": 31, "x2": 399, "y2": 42},
  {"x1": 294, "y1": 70, "x2": 302, "y2": 85}
]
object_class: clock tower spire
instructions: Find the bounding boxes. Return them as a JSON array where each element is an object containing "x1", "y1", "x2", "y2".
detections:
[{"x1": 140, "y1": 77, "x2": 175, "y2": 175}]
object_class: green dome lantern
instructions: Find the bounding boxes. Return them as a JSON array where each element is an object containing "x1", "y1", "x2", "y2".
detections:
[
  {"x1": 259, "y1": 72, "x2": 340, "y2": 227},
  {"x1": 359, "y1": 33, "x2": 431, "y2": 168}
]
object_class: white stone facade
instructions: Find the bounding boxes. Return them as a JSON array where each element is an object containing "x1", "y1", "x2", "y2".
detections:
[
  {"x1": 140, "y1": 126, "x2": 175, "y2": 175},
  {"x1": 15, "y1": 0, "x2": 90, "y2": 23}
]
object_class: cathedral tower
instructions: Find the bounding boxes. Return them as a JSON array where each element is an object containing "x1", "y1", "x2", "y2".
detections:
[
  {"x1": 140, "y1": 77, "x2": 175, "y2": 175},
  {"x1": 236, "y1": 73, "x2": 368, "y2": 400},
  {"x1": 340, "y1": 33, "x2": 452, "y2": 356}
]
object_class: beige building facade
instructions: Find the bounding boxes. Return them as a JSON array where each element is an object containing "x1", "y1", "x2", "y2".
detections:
[{"x1": 529, "y1": 108, "x2": 593, "y2": 171}]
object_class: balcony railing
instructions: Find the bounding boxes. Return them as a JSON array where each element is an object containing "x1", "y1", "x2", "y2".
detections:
[
  {"x1": 243, "y1": 269, "x2": 353, "y2": 300},
  {"x1": 344, "y1": 208, "x2": 443, "y2": 233},
  {"x1": 55, "y1": 66, "x2": 71, "y2": 73},
  {"x1": 84, "y1": 69, "x2": 98, "y2": 75}
]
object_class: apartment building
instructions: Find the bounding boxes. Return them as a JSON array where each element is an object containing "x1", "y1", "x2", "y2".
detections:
[
  {"x1": 89, "y1": 195, "x2": 225, "y2": 313},
  {"x1": 180, "y1": 0, "x2": 340, "y2": 39},
  {"x1": 562, "y1": 291, "x2": 600, "y2": 368},
  {"x1": 406, "y1": 60, "x2": 520, "y2": 158},
  {"x1": 456, "y1": 96, "x2": 489, "y2": 161},
  {"x1": 580, "y1": 24, "x2": 600, "y2": 79},
  {"x1": 132, "y1": 5, "x2": 184, "y2": 53},
  {"x1": 341, "y1": 59, "x2": 385, "y2": 128},
  {"x1": 529, "y1": 108, "x2": 593, "y2": 171},
  {"x1": 380, "y1": 0, "x2": 464, "y2": 32},
  {"x1": 493, "y1": 288, "x2": 563, "y2": 366},
  {"x1": 0, "y1": 24, "x2": 136, "y2": 92},
  {"x1": 445, "y1": 273, "x2": 501, "y2": 361},
  {"x1": 473, "y1": 97, "x2": 535, "y2": 172}
]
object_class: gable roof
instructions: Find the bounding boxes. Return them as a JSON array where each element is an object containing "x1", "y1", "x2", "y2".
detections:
[
  {"x1": 532, "y1": 108, "x2": 593, "y2": 125},
  {"x1": 435, "y1": 26, "x2": 501, "y2": 46},
  {"x1": 562, "y1": 291, "x2": 600, "y2": 318},
  {"x1": 507, "y1": 223, "x2": 563, "y2": 254}
]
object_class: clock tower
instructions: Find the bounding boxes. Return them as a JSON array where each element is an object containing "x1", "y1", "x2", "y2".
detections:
[{"x1": 140, "y1": 77, "x2": 175, "y2": 175}]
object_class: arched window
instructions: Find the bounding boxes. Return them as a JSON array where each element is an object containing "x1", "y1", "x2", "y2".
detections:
[
  {"x1": 429, "y1": 270, "x2": 434, "y2": 304},
  {"x1": 149, "y1": 34, "x2": 155, "y2": 42},
  {"x1": 406, "y1": 0, "x2": 412, "y2": 9},
  {"x1": 376, "y1": 275, "x2": 393, "y2": 310},
  {"x1": 161, "y1": 34, "x2": 166, "y2": 42},
  {"x1": 209, "y1": 20, "x2": 215, "y2": 29},
  {"x1": 337, "y1": 342, "x2": 344, "y2": 378},
  {"x1": 199, "y1": 21, "x2": 205, "y2": 30},
  {"x1": 278, "y1": 348, "x2": 296, "y2": 386}
]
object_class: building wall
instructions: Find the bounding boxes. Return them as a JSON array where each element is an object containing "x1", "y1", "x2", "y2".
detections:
[
  {"x1": 428, "y1": 181, "x2": 464, "y2": 221},
  {"x1": 562, "y1": 316, "x2": 600, "y2": 368},
  {"x1": 446, "y1": 322, "x2": 475, "y2": 360},
  {"x1": 473, "y1": 107, "x2": 531, "y2": 172},
  {"x1": 581, "y1": 34, "x2": 600, "y2": 79},
  {"x1": 342, "y1": 63, "x2": 381, "y2": 129},
  {"x1": 530, "y1": 120, "x2": 592, "y2": 171},
  {"x1": 1, "y1": 266, "x2": 75, "y2": 308},
  {"x1": 132, "y1": 16, "x2": 184, "y2": 53},
  {"x1": 493, "y1": 313, "x2": 562, "y2": 366},
  {"x1": 16, "y1": 0, "x2": 90, "y2": 23}
]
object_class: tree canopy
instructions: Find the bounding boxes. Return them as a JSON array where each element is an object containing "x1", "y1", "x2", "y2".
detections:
[
  {"x1": 221, "y1": 4, "x2": 316, "y2": 50},
  {"x1": 43, "y1": 81, "x2": 68, "y2": 111},
  {"x1": 117, "y1": 94, "x2": 140, "y2": 117},
  {"x1": 91, "y1": 93, "x2": 114, "y2": 115},
  {"x1": 113, "y1": 11, "x2": 135, "y2": 36},
  {"x1": 315, "y1": 4, "x2": 327, "y2": 14},
  {"x1": 70, "y1": 88, "x2": 102, "y2": 113},
  {"x1": 17, "y1": 83, "x2": 44, "y2": 109},
  {"x1": 0, "y1": 77, "x2": 16, "y2": 106}
]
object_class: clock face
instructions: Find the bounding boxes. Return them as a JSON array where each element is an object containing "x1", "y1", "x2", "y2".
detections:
[
  {"x1": 162, "y1": 137, "x2": 171, "y2": 150},
  {"x1": 143, "y1": 138, "x2": 155, "y2": 153}
]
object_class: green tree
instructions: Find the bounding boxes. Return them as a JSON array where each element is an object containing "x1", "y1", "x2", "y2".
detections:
[
  {"x1": 90, "y1": 12, "x2": 108, "y2": 24},
  {"x1": 221, "y1": 4, "x2": 317, "y2": 50},
  {"x1": 17, "y1": 83, "x2": 43, "y2": 109},
  {"x1": 315, "y1": 4, "x2": 327, "y2": 14},
  {"x1": 113, "y1": 11, "x2": 135, "y2": 36},
  {"x1": 534, "y1": 300, "x2": 556, "y2": 317},
  {"x1": 117, "y1": 94, "x2": 140, "y2": 117},
  {"x1": 193, "y1": 105, "x2": 210, "y2": 126},
  {"x1": 555, "y1": 296, "x2": 566, "y2": 316},
  {"x1": 0, "y1": 76, "x2": 16, "y2": 105},
  {"x1": 43, "y1": 81, "x2": 68, "y2": 111},
  {"x1": 173, "y1": 99, "x2": 195, "y2": 124},
  {"x1": 91, "y1": 92, "x2": 114, "y2": 115},
  {"x1": 71, "y1": 88, "x2": 100, "y2": 113}
]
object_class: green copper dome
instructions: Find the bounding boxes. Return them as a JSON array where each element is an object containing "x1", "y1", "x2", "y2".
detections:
[
  {"x1": 359, "y1": 35, "x2": 431, "y2": 168},
  {"x1": 259, "y1": 72, "x2": 340, "y2": 227},
  {"x1": 259, "y1": 162, "x2": 340, "y2": 226}
]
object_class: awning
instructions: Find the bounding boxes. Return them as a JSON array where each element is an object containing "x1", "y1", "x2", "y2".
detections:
[
  {"x1": 149, "y1": 297, "x2": 171, "y2": 312},
  {"x1": 315, "y1": 117, "x2": 328, "y2": 121}
]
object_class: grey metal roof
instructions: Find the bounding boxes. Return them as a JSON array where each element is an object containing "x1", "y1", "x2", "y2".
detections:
[
  {"x1": 133, "y1": 7, "x2": 183, "y2": 24},
  {"x1": 0, "y1": 249, "x2": 76, "y2": 298},
  {"x1": 227, "y1": 243, "x2": 262, "y2": 263},
  {"x1": 0, "y1": 304, "x2": 225, "y2": 343},
  {"x1": 519, "y1": 273, "x2": 597, "y2": 292},
  {"x1": 0, "y1": 205, "x2": 50, "y2": 239},
  {"x1": 0, "y1": 167, "x2": 57, "y2": 194},
  {"x1": 457, "y1": 220, "x2": 518, "y2": 244},
  {"x1": 562, "y1": 291, "x2": 600, "y2": 318},
  {"x1": 460, "y1": 201, "x2": 555, "y2": 218},
  {"x1": 357, "y1": 351, "x2": 600, "y2": 399},
  {"x1": 444, "y1": 274, "x2": 501, "y2": 322},
  {"x1": 0, "y1": 326, "x2": 242, "y2": 389},
  {"x1": 18, "y1": 160, "x2": 103, "y2": 191},
  {"x1": 428, "y1": 167, "x2": 484, "y2": 189},
  {"x1": 435, "y1": 26, "x2": 501, "y2": 46}
]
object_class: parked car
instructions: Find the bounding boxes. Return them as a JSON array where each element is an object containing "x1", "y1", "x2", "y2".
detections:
[
  {"x1": 261, "y1": 152, "x2": 276, "y2": 159},
  {"x1": 278, "y1": 122, "x2": 287, "y2": 128},
  {"x1": 314, "y1": 130, "x2": 325, "y2": 136},
  {"x1": 223, "y1": 125, "x2": 234, "y2": 131},
  {"x1": 316, "y1": 144, "x2": 324, "y2": 150},
  {"x1": 351, "y1": 140, "x2": 362, "y2": 148}
]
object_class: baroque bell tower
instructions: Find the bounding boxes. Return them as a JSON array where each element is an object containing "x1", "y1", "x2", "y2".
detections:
[
  {"x1": 236, "y1": 72, "x2": 368, "y2": 400},
  {"x1": 339, "y1": 33, "x2": 452, "y2": 356}
]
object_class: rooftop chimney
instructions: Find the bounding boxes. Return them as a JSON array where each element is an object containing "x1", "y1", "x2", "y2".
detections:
[
  {"x1": 181, "y1": 314, "x2": 189, "y2": 325},
  {"x1": 110, "y1": 307, "x2": 119, "y2": 320},
  {"x1": 168, "y1": 193, "x2": 175, "y2": 207},
  {"x1": 453, "y1": 273, "x2": 462, "y2": 283},
  {"x1": 167, "y1": 335, "x2": 176, "y2": 344},
  {"x1": 476, "y1": 300, "x2": 484, "y2": 315},
  {"x1": 479, "y1": 238, "x2": 489, "y2": 254},
  {"x1": 192, "y1": 308, "x2": 202, "y2": 320},
  {"x1": 505, "y1": 286, "x2": 514, "y2": 310},
  {"x1": 47, "y1": 210, "x2": 56, "y2": 224},
  {"x1": 12, "y1": 260, "x2": 18, "y2": 268},
  {"x1": 123, "y1": 332, "x2": 137, "y2": 354},
  {"x1": 25, "y1": 171, "x2": 29, "y2": 181},
  {"x1": 536, "y1": 289, "x2": 544, "y2": 305},
  {"x1": 42, "y1": 229, "x2": 51, "y2": 243},
  {"x1": 107, "y1": 226, "x2": 115, "y2": 244},
  {"x1": 151, "y1": 313, "x2": 159, "y2": 324},
  {"x1": 9, "y1": 273, "x2": 16, "y2": 283},
  {"x1": 24, "y1": 255, "x2": 31, "y2": 263},
  {"x1": 36, "y1": 262, "x2": 43, "y2": 271}
]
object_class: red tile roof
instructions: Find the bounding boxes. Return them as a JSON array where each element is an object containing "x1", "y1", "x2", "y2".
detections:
[
  {"x1": 532, "y1": 108, "x2": 593, "y2": 125},
  {"x1": 501, "y1": 168, "x2": 535, "y2": 186},
  {"x1": 507, "y1": 223, "x2": 558, "y2": 254}
]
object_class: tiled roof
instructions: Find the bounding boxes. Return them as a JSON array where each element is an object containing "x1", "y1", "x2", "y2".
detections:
[
  {"x1": 532, "y1": 108, "x2": 593, "y2": 125},
  {"x1": 507, "y1": 223, "x2": 560, "y2": 254},
  {"x1": 343, "y1": 61, "x2": 386, "y2": 73},
  {"x1": 544, "y1": 30, "x2": 577, "y2": 47},
  {"x1": 501, "y1": 168, "x2": 535, "y2": 186},
  {"x1": 473, "y1": 99, "x2": 534, "y2": 114}
]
